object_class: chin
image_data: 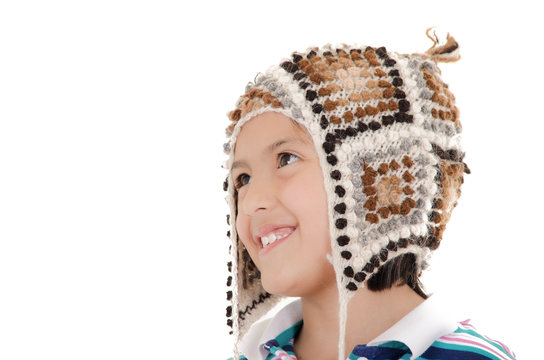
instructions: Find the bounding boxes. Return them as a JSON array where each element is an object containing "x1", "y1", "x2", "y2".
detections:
[{"x1": 261, "y1": 273, "x2": 302, "y2": 297}]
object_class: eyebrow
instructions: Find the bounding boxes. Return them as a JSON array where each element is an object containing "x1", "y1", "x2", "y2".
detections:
[{"x1": 231, "y1": 136, "x2": 307, "y2": 171}]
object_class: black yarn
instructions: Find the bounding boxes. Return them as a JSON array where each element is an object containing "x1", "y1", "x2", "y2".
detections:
[
  {"x1": 306, "y1": 90, "x2": 317, "y2": 101},
  {"x1": 369, "y1": 121, "x2": 382, "y2": 131},
  {"x1": 293, "y1": 72, "x2": 307, "y2": 80},
  {"x1": 237, "y1": 292, "x2": 272, "y2": 321},
  {"x1": 335, "y1": 218, "x2": 347, "y2": 229},
  {"x1": 387, "y1": 241, "x2": 398, "y2": 251},
  {"x1": 379, "y1": 248, "x2": 389, "y2": 262},
  {"x1": 395, "y1": 112, "x2": 413, "y2": 123},
  {"x1": 325, "y1": 133, "x2": 336, "y2": 142},
  {"x1": 334, "y1": 128, "x2": 347, "y2": 139},
  {"x1": 330, "y1": 170, "x2": 341, "y2": 180},
  {"x1": 346, "y1": 282, "x2": 358, "y2": 291},
  {"x1": 384, "y1": 58, "x2": 397, "y2": 67},
  {"x1": 375, "y1": 47, "x2": 387, "y2": 58},
  {"x1": 392, "y1": 77, "x2": 404, "y2": 87},
  {"x1": 388, "y1": 69, "x2": 400, "y2": 77},
  {"x1": 280, "y1": 61, "x2": 299, "y2": 73},
  {"x1": 320, "y1": 115, "x2": 329, "y2": 129},
  {"x1": 363, "y1": 263, "x2": 375, "y2": 273},
  {"x1": 323, "y1": 142, "x2": 335, "y2": 153},
  {"x1": 343, "y1": 266, "x2": 354, "y2": 277},
  {"x1": 354, "y1": 272, "x2": 367, "y2": 282},
  {"x1": 397, "y1": 238, "x2": 408, "y2": 248},
  {"x1": 337, "y1": 235, "x2": 350, "y2": 246},
  {"x1": 398, "y1": 99, "x2": 411, "y2": 112},
  {"x1": 292, "y1": 53, "x2": 303, "y2": 62},
  {"x1": 335, "y1": 185, "x2": 345, "y2": 197},
  {"x1": 357, "y1": 121, "x2": 368, "y2": 132},
  {"x1": 345, "y1": 126, "x2": 357, "y2": 137},
  {"x1": 382, "y1": 115, "x2": 395, "y2": 126},
  {"x1": 334, "y1": 203, "x2": 346, "y2": 214},
  {"x1": 394, "y1": 89, "x2": 406, "y2": 99},
  {"x1": 312, "y1": 103, "x2": 323, "y2": 114}
]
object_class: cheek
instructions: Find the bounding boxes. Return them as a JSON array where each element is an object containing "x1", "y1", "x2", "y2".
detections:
[
  {"x1": 235, "y1": 214, "x2": 249, "y2": 246},
  {"x1": 283, "y1": 166, "x2": 330, "y2": 244},
  {"x1": 299, "y1": 167, "x2": 328, "y2": 216},
  {"x1": 235, "y1": 213, "x2": 260, "y2": 260}
]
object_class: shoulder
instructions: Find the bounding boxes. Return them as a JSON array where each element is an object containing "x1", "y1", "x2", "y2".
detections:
[
  {"x1": 224, "y1": 318, "x2": 273, "y2": 360},
  {"x1": 223, "y1": 318, "x2": 271, "y2": 360},
  {"x1": 419, "y1": 319, "x2": 516, "y2": 360},
  {"x1": 234, "y1": 299, "x2": 303, "y2": 360}
]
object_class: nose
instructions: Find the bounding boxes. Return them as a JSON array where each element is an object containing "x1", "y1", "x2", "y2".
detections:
[{"x1": 239, "y1": 174, "x2": 276, "y2": 216}]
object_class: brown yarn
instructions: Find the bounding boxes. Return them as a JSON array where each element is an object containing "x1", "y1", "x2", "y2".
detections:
[
  {"x1": 383, "y1": 87, "x2": 396, "y2": 98},
  {"x1": 402, "y1": 156, "x2": 414, "y2": 168},
  {"x1": 343, "y1": 111, "x2": 354, "y2": 123},
  {"x1": 402, "y1": 171, "x2": 415, "y2": 183},
  {"x1": 330, "y1": 115, "x2": 342, "y2": 125},
  {"x1": 422, "y1": 27, "x2": 461, "y2": 63},
  {"x1": 365, "y1": 105, "x2": 379, "y2": 116},
  {"x1": 366, "y1": 213, "x2": 379, "y2": 224},
  {"x1": 364, "y1": 186, "x2": 377, "y2": 196},
  {"x1": 389, "y1": 160, "x2": 400, "y2": 170}
]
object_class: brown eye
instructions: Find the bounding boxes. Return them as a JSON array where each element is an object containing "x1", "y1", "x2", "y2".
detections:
[
  {"x1": 278, "y1": 152, "x2": 300, "y2": 168},
  {"x1": 235, "y1": 174, "x2": 251, "y2": 189}
]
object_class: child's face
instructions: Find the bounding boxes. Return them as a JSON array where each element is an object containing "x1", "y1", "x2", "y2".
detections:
[{"x1": 232, "y1": 112, "x2": 335, "y2": 297}]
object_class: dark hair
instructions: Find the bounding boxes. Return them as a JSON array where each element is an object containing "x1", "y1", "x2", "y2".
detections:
[{"x1": 367, "y1": 253, "x2": 428, "y2": 299}]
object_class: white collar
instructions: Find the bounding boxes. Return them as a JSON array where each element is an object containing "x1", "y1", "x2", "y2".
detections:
[
  {"x1": 239, "y1": 294, "x2": 458, "y2": 360},
  {"x1": 367, "y1": 293, "x2": 458, "y2": 359},
  {"x1": 240, "y1": 299, "x2": 303, "y2": 360}
]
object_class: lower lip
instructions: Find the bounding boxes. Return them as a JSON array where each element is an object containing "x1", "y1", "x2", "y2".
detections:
[{"x1": 258, "y1": 228, "x2": 296, "y2": 256}]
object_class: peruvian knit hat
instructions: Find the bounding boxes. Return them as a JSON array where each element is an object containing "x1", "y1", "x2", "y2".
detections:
[{"x1": 222, "y1": 30, "x2": 470, "y2": 360}]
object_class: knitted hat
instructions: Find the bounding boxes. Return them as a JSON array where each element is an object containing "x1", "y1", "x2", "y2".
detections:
[{"x1": 223, "y1": 30, "x2": 469, "y2": 360}]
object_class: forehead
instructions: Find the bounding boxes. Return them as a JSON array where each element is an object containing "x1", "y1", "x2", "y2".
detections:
[{"x1": 233, "y1": 112, "x2": 310, "y2": 156}]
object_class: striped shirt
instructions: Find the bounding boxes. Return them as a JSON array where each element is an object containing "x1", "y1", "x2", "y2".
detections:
[{"x1": 233, "y1": 295, "x2": 516, "y2": 360}]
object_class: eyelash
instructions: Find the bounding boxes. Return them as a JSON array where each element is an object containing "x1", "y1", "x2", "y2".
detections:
[{"x1": 234, "y1": 152, "x2": 300, "y2": 190}]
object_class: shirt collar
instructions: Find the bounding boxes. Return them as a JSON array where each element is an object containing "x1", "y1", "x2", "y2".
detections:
[
  {"x1": 367, "y1": 293, "x2": 458, "y2": 359},
  {"x1": 240, "y1": 294, "x2": 458, "y2": 360},
  {"x1": 239, "y1": 299, "x2": 303, "y2": 360}
]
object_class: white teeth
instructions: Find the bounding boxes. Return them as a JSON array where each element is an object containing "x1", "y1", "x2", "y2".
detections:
[{"x1": 260, "y1": 229, "x2": 293, "y2": 248}]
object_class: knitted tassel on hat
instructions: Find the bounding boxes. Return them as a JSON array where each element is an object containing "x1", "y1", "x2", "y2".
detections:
[{"x1": 223, "y1": 29, "x2": 468, "y2": 360}]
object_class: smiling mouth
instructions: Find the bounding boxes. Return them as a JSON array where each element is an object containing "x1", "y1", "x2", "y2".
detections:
[{"x1": 259, "y1": 227, "x2": 296, "y2": 248}]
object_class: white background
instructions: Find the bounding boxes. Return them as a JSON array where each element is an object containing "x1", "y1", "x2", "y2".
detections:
[{"x1": 0, "y1": 0, "x2": 541, "y2": 359}]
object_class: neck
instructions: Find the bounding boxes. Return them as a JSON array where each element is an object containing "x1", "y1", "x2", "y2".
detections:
[{"x1": 294, "y1": 284, "x2": 425, "y2": 360}]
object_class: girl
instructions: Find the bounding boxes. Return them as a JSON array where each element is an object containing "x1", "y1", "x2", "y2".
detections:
[{"x1": 222, "y1": 31, "x2": 516, "y2": 360}]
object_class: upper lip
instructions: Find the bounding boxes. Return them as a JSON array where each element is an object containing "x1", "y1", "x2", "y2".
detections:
[{"x1": 253, "y1": 224, "x2": 297, "y2": 245}]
